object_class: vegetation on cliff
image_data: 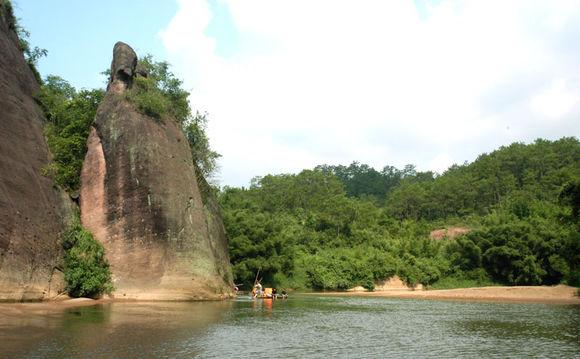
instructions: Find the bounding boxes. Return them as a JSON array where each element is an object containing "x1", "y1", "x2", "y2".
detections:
[
  {"x1": 125, "y1": 56, "x2": 221, "y2": 183},
  {"x1": 40, "y1": 76, "x2": 104, "y2": 191},
  {"x1": 221, "y1": 138, "x2": 580, "y2": 290},
  {"x1": 61, "y1": 215, "x2": 113, "y2": 298},
  {"x1": 39, "y1": 55, "x2": 219, "y2": 193}
]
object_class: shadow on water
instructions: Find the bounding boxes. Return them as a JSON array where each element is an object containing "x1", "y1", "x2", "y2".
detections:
[{"x1": 0, "y1": 301, "x2": 233, "y2": 358}]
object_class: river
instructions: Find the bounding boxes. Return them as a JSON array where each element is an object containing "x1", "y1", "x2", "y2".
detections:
[{"x1": 1, "y1": 295, "x2": 578, "y2": 358}]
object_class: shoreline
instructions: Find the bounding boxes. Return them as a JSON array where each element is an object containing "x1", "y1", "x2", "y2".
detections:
[
  {"x1": 1, "y1": 286, "x2": 578, "y2": 310},
  {"x1": 305, "y1": 285, "x2": 580, "y2": 304},
  {"x1": 0, "y1": 296, "x2": 230, "y2": 312}
]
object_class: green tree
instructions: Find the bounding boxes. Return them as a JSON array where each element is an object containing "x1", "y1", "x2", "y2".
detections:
[
  {"x1": 39, "y1": 76, "x2": 104, "y2": 191},
  {"x1": 62, "y1": 218, "x2": 113, "y2": 298}
]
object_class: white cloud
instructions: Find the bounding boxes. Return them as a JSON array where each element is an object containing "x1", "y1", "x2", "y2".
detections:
[
  {"x1": 530, "y1": 79, "x2": 579, "y2": 120},
  {"x1": 160, "y1": 0, "x2": 580, "y2": 186}
]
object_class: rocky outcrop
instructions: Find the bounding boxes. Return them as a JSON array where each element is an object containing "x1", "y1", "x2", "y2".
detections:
[
  {"x1": 348, "y1": 275, "x2": 423, "y2": 292},
  {"x1": 429, "y1": 227, "x2": 470, "y2": 240},
  {"x1": 80, "y1": 42, "x2": 233, "y2": 300},
  {"x1": 0, "y1": 4, "x2": 71, "y2": 300},
  {"x1": 107, "y1": 42, "x2": 137, "y2": 93}
]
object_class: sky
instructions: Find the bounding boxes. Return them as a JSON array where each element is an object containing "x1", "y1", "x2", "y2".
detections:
[{"x1": 15, "y1": 0, "x2": 580, "y2": 187}]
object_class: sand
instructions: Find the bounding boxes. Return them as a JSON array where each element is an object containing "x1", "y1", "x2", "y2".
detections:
[{"x1": 309, "y1": 285, "x2": 580, "y2": 304}]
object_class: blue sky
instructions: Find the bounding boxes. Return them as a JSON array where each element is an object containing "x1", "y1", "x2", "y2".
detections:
[
  {"x1": 14, "y1": 0, "x2": 177, "y2": 89},
  {"x1": 14, "y1": 1, "x2": 580, "y2": 187}
]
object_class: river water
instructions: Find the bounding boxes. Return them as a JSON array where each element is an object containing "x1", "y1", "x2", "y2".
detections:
[{"x1": 1, "y1": 295, "x2": 578, "y2": 358}]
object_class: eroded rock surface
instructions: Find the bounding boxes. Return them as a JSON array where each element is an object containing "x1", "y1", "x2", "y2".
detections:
[
  {"x1": 0, "y1": 5, "x2": 70, "y2": 300},
  {"x1": 108, "y1": 41, "x2": 137, "y2": 93},
  {"x1": 80, "y1": 42, "x2": 233, "y2": 300},
  {"x1": 429, "y1": 227, "x2": 470, "y2": 240}
]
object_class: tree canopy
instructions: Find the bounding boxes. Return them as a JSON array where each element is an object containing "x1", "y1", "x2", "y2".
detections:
[{"x1": 221, "y1": 138, "x2": 580, "y2": 290}]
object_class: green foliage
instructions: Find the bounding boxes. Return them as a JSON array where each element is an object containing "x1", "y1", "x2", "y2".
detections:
[
  {"x1": 183, "y1": 112, "x2": 221, "y2": 182},
  {"x1": 316, "y1": 162, "x2": 432, "y2": 205},
  {"x1": 125, "y1": 55, "x2": 190, "y2": 123},
  {"x1": 384, "y1": 138, "x2": 579, "y2": 220},
  {"x1": 222, "y1": 138, "x2": 579, "y2": 291},
  {"x1": 221, "y1": 170, "x2": 453, "y2": 290},
  {"x1": 39, "y1": 76, "x2": 104, "y2": 191},
  {"x1": 62, "y1": 218, "x2": 113, "y2": 298},
  {"x1": 559, "y1": 179, "x2": 580, "y2": 220},
  {"x1": 126, "y1": 75, "x2": 170, "y2": 119},
  {"x1": 429, "y1": 269, "x2": 495, "y2": 290}
]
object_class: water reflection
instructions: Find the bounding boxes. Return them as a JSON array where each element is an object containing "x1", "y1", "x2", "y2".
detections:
[
  {"x1": 0, "y1": 297, "x2": 578, "y2": 358},
  {"x1": 0, "y1": 301, "x2": 232, "y2": 358}
]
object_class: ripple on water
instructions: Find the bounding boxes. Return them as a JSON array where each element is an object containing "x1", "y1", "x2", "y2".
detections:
[{"x1": 0, "y1": 297, "x2": 578, "y2": 358}]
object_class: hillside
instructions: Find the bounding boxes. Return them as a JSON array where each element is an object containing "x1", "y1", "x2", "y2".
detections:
[{"x1": 220, "y1": 138, "x2": 580, "y2": 291}]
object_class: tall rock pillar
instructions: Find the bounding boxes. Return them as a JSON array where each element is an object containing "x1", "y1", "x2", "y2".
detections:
[{"x1": 80, "y1": 42, "x2": 233, "y2": 300}]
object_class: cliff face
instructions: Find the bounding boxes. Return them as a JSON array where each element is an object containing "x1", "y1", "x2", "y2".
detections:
[
  {"x1": 0, "y1": 5, "x2": 70, "y2": 300},
  {"x1": 80, "y1": 42, "x2": 233, "y2": 300}
]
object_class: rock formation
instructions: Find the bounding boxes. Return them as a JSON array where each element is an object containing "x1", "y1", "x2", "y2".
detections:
[
  {"x1": 0, "y1": 4, "x2": 71, "y2": 300},
  {"x1": 429, "y1": 227, "x2": 470, "y2": 240},
  {"x1": 80, "y1": 42, "x2": 233, "y2": 300}
]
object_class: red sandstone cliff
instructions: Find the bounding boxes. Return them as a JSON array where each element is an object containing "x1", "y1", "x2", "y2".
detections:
[
  {"x1": 0, "y1": 4, "x2": 71, "y2": 300},
  {"x1": 80, "y1": 42, "x2": 233, "y2": 300}
]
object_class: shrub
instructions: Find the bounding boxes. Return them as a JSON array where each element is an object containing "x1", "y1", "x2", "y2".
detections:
[
  {"x1": 62, "y1": 219, "x2": 113, "y2": 298},
  {"x1": 126, "y1": 76, "x2": 169, "y2": 120},
  {"x1": 183, "y1": 112, "x2": 221, "y2": 183},
  {"x1": 430, "y1": 271, "x2": 496, "y2": 290}
]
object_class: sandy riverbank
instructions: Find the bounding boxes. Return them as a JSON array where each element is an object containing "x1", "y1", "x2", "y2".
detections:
[
  {"x1": 0, "y1": 297, "x2": 110, "y2": 315},
  {"x1": 308, "y1": 285, "x2": 580, "y2": 304}
]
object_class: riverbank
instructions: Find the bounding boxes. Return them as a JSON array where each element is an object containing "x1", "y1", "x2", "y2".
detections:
[
  {"x1": 0, "y1": 298, "x2": 108, "y2": 315},
  {"x1": 307, "y1": 285, "x2": 580, "y2": 304}
]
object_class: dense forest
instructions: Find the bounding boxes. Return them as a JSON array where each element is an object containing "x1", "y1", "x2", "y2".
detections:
[{"x1": 220, "y1": 138, "x2": 580, "y2": 291}]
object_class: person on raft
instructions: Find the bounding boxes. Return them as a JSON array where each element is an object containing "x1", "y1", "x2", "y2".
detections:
[{"x1": 252, "y1": 281, "x2": 263, "y2": 298}]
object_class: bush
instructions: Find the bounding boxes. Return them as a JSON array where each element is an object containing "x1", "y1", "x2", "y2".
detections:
[
  {"x1": 62, "y1": 219, "x2": 113, "y2": 298},
  {"x1": 430, "y1": 271, "x2": 496, "y2": 289},
  {"x1": 183, "y1": 112, "x2": 221, "y2": 183},
  {"x1": 126, "y1": 76, "x2": 169, "y2": 120}
]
